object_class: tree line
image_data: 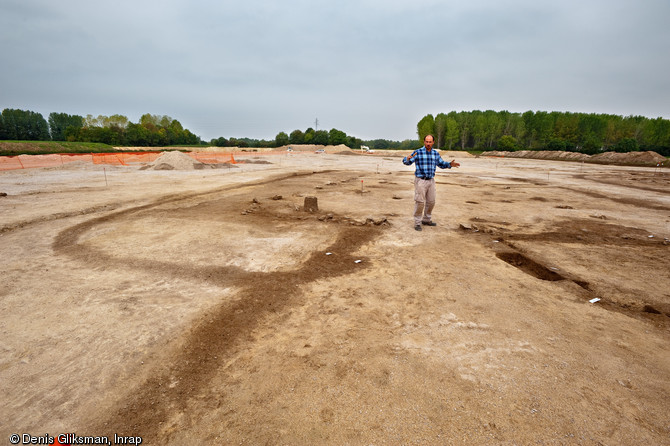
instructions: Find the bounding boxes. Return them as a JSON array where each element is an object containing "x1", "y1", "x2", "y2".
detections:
[
  {"x1": 261, "y1": 129, "x2": 416, "y2": 150},
  {"x1": 0, "y1": 108, "x2": 384, "y2": 150},
  {"x1": 1, "y1": 107, "x2": 422, "y2": 151},
  {"x1": 211, "y1": 128, "x2": 366, "y2": 149},
  {"x1": 0, "y1": 108, "x2": 200, "y2": 146},
  {"x1": 417, "y1": 110, "x2": 670, "y2": 156},
  {"x1": 10, "y1": 106, "x2": 665, "y2": 156}
]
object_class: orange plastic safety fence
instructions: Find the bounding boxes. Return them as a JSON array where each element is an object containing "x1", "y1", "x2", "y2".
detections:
[
  {"x1": 0, "y1": 153, "x2": 97, "y2": 170},
  {"x1": 0, "y1": 156, "x2": 24, "y2": 171},
  {"x1": 18, "y1": 154, "x2": 64, "y2": 169},
  {"x1": 59, "y1": 154, "x2": 95, "y2": 165},
  {"x1": 0, "y1": 151, "x2": 237, "y2": 171},
  {"x1": 92, "y1": 153, "x2": 125, "y2": 165},
  {"x1": 91, "y1": 152, "x2": 162, "y2": 165}
]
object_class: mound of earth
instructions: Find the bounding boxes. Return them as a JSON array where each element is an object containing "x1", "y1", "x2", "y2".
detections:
[
  {"x1": 244, "y1": 158, "x2": 272, "y2": 164},
  {"x1": 590, "y1": 151, "x2": 667, "y2": 165},
  {"x1": 484, "y1": 150, "x2": 666, "y2": 166},
  {"x1": 389, "y1": 150, "x2": 475, "y2": 159},
  {"x1": 142, "y1": 151, "x2": 215, "y2": 170},
  {"x1": 503, "y1": 150, "x2": 591, "y2": 162}
]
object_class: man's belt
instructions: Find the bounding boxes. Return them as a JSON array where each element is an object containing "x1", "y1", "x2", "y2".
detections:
[{"x1": 417, "y1": 175, "x2": 433, "y2": 180}]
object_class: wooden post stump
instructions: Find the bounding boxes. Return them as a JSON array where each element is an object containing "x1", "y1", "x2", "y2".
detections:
[{"x1": 304, "y1": 196, "x2": 318, "y2": 212}]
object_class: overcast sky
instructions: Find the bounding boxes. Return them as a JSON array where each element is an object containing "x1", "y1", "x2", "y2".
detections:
[{"x1": 2, "y1": 0, "x2": 669, "y2": 142}]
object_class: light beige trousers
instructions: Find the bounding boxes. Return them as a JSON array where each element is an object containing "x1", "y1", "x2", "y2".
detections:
[{"x1": 413, "y1": 177, "x2": 436, "y2": 225}]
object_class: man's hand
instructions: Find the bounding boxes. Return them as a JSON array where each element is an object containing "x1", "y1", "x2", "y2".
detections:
[{"x1": 450, "y1": 159, "x2": 460, "y2": 168}]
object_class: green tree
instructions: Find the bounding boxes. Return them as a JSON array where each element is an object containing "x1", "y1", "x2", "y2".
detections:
[
  {"x1": 624, "y1": 115, "x2": 647, "y2": 145},
  {"x1": 483, "y1": 110, "x2": 504, "y2": 149},
  {"x1": 553, "y1": 112, "x2": 578, "y2": 150},
  {"x1": 444, "y1": 116, "x2": 459, "y2": 149},
  {"x1": 48, "y1": 112, "x2": 84, "y2": 141},
  {"x1": 124, "y1": 123, "x2": 151, "y2": 146},
  {"x1": 498, "y1": 135, "x2": 519, "y2": 151},
  {"x1": 346, "y1": 135, "x2": 362, "y2": 149},
  {"x1": 140, "y1": 113, "x2": 162, "y2": 127},
  {"x1": 582, "y1": 136, "x2": 601, "y2": 154},
  {"x1": 211, "y1": 137, "x2": 229, "y2": 147},
  {"x1": 102, "y1": 114, "x2": 129, "y2": 129},
  {"x1": 434, "y1": 113, "x2": 448, "y2": 149},
  {"x1": 275, "y1": 131, "x2": 289, "y2": 147},
  {"x1": 399, "y1": 139, "x2": 420, "y2": 150},
  {"x1": 547, "y1": 138, "x2": 569, "y2": 151},
  {"x1": 166, "y1": 120, "x2": 182, "y2": 145},
  {"x1": 604, "y1": 114, "x2": 624, "y2": 149},
  {"x1": 501, "y1": 111, "x2": 526, "y2": 144},
  {"x1": 312, "y1": 130, "x2": 329, "y2": 145},
  {"x1": 0, "y1": 109, "x2": 17, "y2": 139},
  {"x1": 614, "y1": 138, "x2": 638, "y2": 153},
  {"x1": 471, "y1": 110, "x2": 486, "y2": 148},
  {"x1": 452, "y1": 111, "x2": 473, "y2": 150},
  {"x1": 1, "y1": 109, "x2": 50, "y2": 140},
  {"x1": 328, "y1": 128, "x2": 347, "y2": 145},
  {"x1": 642, "y1": 117, "x2": 670, "y2": 154},
  {"x1": 417, "y1": 109, "x2": 670, "y2": 154},
  {"x1": 84, "y1": 114, "x2": 130, "y2": 129},
  {"x1": 159, "y1": 115, "x2": 171, "y2": 128},
  {"x1": 304, "y1": 127, "x2": 315, "y2": 144},
  {"x1": 84, "y1": 114, "x2": 100, "y2": 128},
  {"x1": 534, "y1": 111, "x2": 554, "y2": 149},
  {"x1": 521, "y1": 111, "x2": 554, "y2": 149},
  {"x1": 181, "y1": 129, "x2": 200, "y2": 145},
  {"x1": 289, "y1": 129, "x2": 304, "y2": 144},
  {"x1": 371, "y1": 139, "x2": 390, "y2": 150},
  {"x1": 417, "y1": 114, "x2": 435, "y2": 143},
  {"x1": 577, "y1": 113, "x2": 606, "y2": 152}
]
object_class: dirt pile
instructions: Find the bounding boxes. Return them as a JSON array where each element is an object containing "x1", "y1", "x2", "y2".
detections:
[
  {"x1": 143, "y1": 151, "x2": 206, "y2": 170},
  {"x1": 493, "y1": 150, "x2": 590, "y2": 162},
  {"x1": 484, "y1": 150, "x2": 667, "y2": 166},
  {"x1": 590, "y1": 151, "x2": 667, "y2": 165}
]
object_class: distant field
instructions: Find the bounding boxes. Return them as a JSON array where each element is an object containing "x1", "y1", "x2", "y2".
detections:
[
  {"x1": 0, "y1": 141, "x2": 212, "y2": 156},
  {"x1": 0, "y1": 141, "x2": 116, "y2": 156}
]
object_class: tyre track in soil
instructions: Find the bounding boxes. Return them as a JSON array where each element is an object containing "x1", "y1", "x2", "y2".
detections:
[{"x1": 52, "y1": 171, "x2": 384, "y2": 442}]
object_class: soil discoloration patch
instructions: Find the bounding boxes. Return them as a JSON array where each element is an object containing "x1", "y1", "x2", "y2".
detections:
[
  {"x1": 92, "y1": 225, "x2": 381, "y2": 441},
  {"x1": 52, "y1": 172, "x2": 385, "y2": 441}
]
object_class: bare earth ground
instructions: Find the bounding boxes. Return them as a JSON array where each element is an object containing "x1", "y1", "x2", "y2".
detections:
[{"x1": 0, "y1": 152, "x2": 669, "y2": 445}]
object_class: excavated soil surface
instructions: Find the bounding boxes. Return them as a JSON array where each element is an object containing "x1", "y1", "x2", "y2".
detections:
[{"x1": 0, "y1": 154, "x2": 669, "y2": 445}]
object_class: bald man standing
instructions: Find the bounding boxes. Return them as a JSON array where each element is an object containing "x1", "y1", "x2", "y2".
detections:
[{"x1": 402, "y1": 134, "x2": 460, "y2": 231}]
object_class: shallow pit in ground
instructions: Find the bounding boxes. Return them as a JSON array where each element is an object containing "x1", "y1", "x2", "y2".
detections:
[{"x1": 496, "y1": 252, "x2": 565, "y2": 282}]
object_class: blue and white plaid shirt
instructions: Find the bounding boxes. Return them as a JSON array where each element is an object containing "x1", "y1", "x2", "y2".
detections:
[{"x1": 402, "y1": 147, "x2": 452, "y2": 179}]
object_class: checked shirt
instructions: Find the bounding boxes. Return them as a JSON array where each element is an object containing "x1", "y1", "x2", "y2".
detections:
[{"x1": 402, "y1": 147, "x2": 452, "y2": 179}]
